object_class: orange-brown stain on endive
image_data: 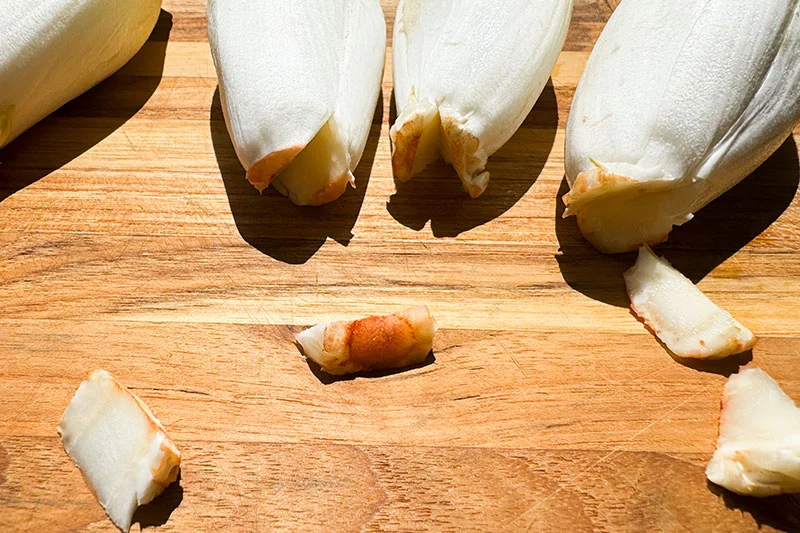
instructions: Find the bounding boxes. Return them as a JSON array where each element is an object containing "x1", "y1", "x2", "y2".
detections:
[
  {"x1": 321, "y1": 307, "x2": 434, "y2": 373},
  {"x1": 563, "y1": 168, "x2": 636, "y2": 207},
  {"x1": 246, "y1": 145, "x2": 304, "y2": 192},
  {"x1": 391, "y1": 113, "x2": 424, "y2": 182}
]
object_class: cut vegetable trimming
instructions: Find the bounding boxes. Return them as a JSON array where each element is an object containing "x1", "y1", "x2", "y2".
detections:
[
  {"x1": 707, "y1": 368, "x2": 800, "y2": 497},
  {"x1": 296, "y1": 306, "x2": 437, "y2": 375},
  {"x1": 59, "y1": 370, "x2": 181, "y2": 533},
  {"x1": 624, "y1": 246, "x2": 755, "y2": 360}
]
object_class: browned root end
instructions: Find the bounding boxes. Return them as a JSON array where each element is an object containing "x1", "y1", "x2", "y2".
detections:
[{"x1": 246, "y1": 145, "x2": 304, "y2": 192}]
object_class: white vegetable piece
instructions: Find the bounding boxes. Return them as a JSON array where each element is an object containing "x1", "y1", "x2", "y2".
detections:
[
  {"x1": 296, "y1": 306, "x2": 437, "y2": 375},
  {"x1": 0, "y1": 0, "x2": 162, "y2": 149},
  {"x1": 391, "y1": 0, "x2": 572, "y2": 198},
  {"x1": 207, "y1": 0, "x2": 386, "y2": 206},
  {"x1": 564, "y1": 0, "x2": 800, "y2": 253},
  {"x1": 707, "y1": 368, "x2": 800, "y2": 497},
  {"x1": 59, "y1": 370, "x2": 181, "y2": 532},
  {"x1": 624, "y1": 246, "x2": 755, "y2": 359}
]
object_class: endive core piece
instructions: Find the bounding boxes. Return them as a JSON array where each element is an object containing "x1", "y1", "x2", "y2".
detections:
[
  {"x1": 624, "y1": 246, "x2": 755, "y2": 359},
  {"x1": 59, "y1": 370, "x2": 181, "y2": 532},
  {"x1": 0, "y1": 0, "x2": 161, "y2": 149},
  {"x1": 296, "y1": 306, "x2": 437, "y2": 375},
  {"x1": 564, "y1": 0, "x2": 800, "y2": 253},
  {"x1": 207, "y1": 0, "x2": 385, "y2": 206},
  {"x1": 391, "y1": 0, "x2": 572, "y2": 197},
  {"x1": 707, "y1": 368, "x2": 800, "y2": 497}
]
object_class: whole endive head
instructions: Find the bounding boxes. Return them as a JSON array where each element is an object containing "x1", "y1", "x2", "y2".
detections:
[
  {"x1": 207, "y1": 0, "x2": 386, "y2": 206},
  {"x1": 390, "y1": 0, "x2": 572, "y2": 198},
  {"x1": 564, "y1": 0, "x2": 800, "y2": 253}
]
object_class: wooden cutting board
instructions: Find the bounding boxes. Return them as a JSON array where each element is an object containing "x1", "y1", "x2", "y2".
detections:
[{"x1": 2, "y1": 1, "x2": 800, "y2": 531}]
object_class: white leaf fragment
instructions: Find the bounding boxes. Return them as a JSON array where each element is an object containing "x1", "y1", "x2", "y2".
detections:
[
  {"x1": 59, "y1": 370, "x2": 181, "y2": 532},
  {"x1": 623, "y1": 246, "x2": 755, "y2": 359},
  {"x1": 707, "y1": 368, "x2": 800, "y2": 497}
]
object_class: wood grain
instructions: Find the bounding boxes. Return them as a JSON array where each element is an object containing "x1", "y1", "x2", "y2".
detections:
[{"x1": 2, "y1": 1, "x2": 800, "y2": 531}]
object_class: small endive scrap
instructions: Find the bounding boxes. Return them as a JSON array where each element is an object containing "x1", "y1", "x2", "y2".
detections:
[
  {"x1": 296, "y1": 306, "x2": 437, "y2": 375},
  {"x1": 59, "y1": 370, "x2": 181, "y2": 533},
  {"x1": 624, "y1": 246, "x2": 755, "y2": 360},
  {"x1": 391, "y1": 0, "x2": 572, "y2": 197},
  {"x1": 207, "y1": 0, "x2": 386, "y2": 206},
  {"x1": 707, "y1": 368, "x2": 800, "y2": 497}
]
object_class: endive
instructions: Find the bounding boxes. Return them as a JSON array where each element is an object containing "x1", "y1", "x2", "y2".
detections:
[
  {"x1": 296, "y1": 306, "x2": 437, "y2": 375},
  {"x1": 59, "y1": 370, "x2": 181, "y2": 532},
  {"x1": 564, "y1": 0, "x2": 800, "y2": 253},
  {"x1": 207, "y1": 0, "x2": 385, "y2": 206},
  {"x1": 624, "y1": 246, "x2": 755, "y2": 360},
  {"x1": 707, "y1": 368, "x2": 800, "y2": 497},
  {"x1": 0, "y1": 0, "x2": 161, "y2": 149},
  {"x1": 391, "y1": 0, "x2": 572, "y2": 198}
]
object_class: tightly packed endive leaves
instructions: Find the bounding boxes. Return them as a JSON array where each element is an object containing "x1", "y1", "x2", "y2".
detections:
[
  {"x1": 0, "y1": 0, "x2": 161, "y2": 149},
  {"x1": 564, "y1": 0, "x2": 800, "y2": 253}
]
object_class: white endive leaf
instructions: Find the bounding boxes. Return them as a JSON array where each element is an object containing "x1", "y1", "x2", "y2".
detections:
[
  {"x1": 0, "y1": 0, "x2": 162, "y2": 148},
  {"x1": 707, "y1": 368, "x2": 800, "y2": 497},
  {"x1": 59, "y1": 370, "x2": 181, "y2": 532},
  {"x1": 208, "y1": 0, "x2": 385, "y2": 206},
  {"x1": 391, "y1": 0, "x2": 572, "y2": 198},
  {"x1": 564, "y1": 0, "x2": 800, "y2": 253},
  {"x1": 624, "y1": 246, "x2": 755, "y2": 360}
]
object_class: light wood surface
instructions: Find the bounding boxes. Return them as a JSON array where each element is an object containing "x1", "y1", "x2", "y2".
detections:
[{"x1": 3, "y1": 1, "x2": 800, "y2": 531}]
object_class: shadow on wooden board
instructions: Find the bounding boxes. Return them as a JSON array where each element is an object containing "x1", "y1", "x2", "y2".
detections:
[
  {"x1": 555, "y1": 135, "x2": 800, "y2": 307},
  {"x1": 708, "y1": 480, "x2": 800, "y2": 533},
  {"x1": 387, "y1": 81, "x2": 559, "y2": 238},
  {"x1": 131, "y1": 471, "x2": 183, "y2": 530},
  {"x1": 0, "y1": 10, "x2": 173, "y2": 203},
  {"x1": 212, "y1": 89, "x2": 379, "y2": 265}
]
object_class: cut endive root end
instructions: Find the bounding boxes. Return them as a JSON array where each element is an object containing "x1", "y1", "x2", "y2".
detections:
[
  {"x1": 391, "y1": 101, "x2": 489, "y2": 198},
  {"x1": 248, "y1": 118, "x2": 356, "y2": 207},
  {"x1": 296, "y1": 306, "x2": 438, "y2": 376}
]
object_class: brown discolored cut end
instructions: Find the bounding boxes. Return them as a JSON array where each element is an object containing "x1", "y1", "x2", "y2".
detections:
[
  {"x1": 562, "y1": 168, "x2": 637, "y2": 212},
  {"x1": 563, "y1": 167, "x2": 697, "y2": 254},
  {"x1": 246, "y1": 145, "x2": 305, "y2": 192},
  {"x1": 439, "y1": 114, "x2": 488, "y2": 198},
  {"x1": 390, "y1": 104, "x2": 442, "y2": 183},
  {"x1": 298, "y1": 306, "x2": 437, "y2": 376},
  {"x1": 306, "y1": 171, "x2": 353, "y2": 207}
]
